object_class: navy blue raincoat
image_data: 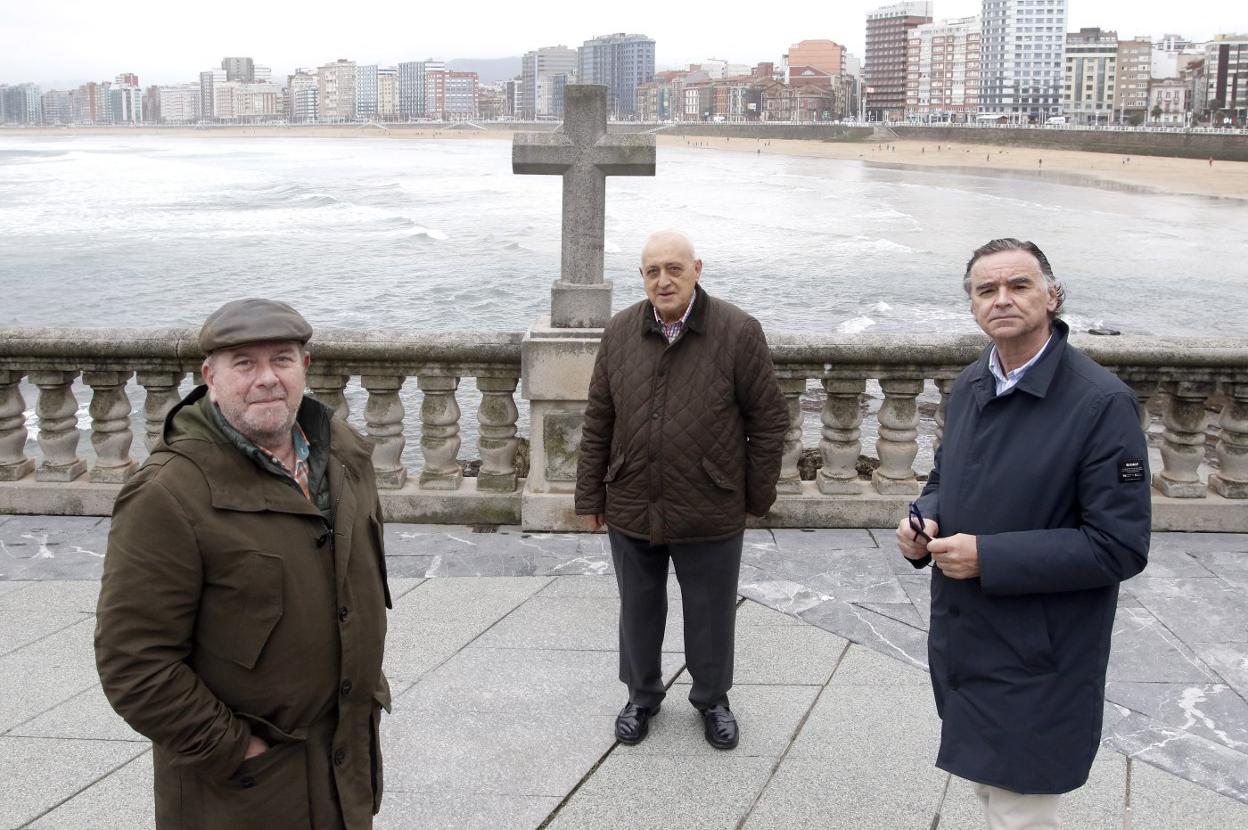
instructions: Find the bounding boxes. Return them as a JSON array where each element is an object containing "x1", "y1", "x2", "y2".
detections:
[{"x1": 911, "y1": 318, "x2": 1151, "y2": 794}]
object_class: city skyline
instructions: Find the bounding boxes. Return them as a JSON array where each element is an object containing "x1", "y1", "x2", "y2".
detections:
[{"x1": 2, "y1": 0, "x2": 1243, "y2": 88}]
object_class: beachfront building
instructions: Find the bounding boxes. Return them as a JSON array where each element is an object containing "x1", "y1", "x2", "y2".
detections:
[
  {"x1": 1201, "y1": 35, "x2": 1248, "y2": 125},
  {"x1": 157, "y1": 84, "x2": 202, "y2": 124},
  {"x1": 356, "y1": 64, "x2": 379, "y2": 120},
  {"x1": 377, "y1": 68, "x2": 398, "y2": 121},
  {"x1": 520, "y1": 46, "x2": 577, "y2": 120},
  {"x1": 1116, "y1": 37, "x2": 1152, "y2": 123},
  {"x1": 785, "y1": 40, "x2": 846, "y2": 80},
  {"x1": 979, "y1": 0, "x2": 1068, "y2": 121},
  {"x1": 1152, "y1": 34, "x2": 1199, "y2": 80},
  {"x1": 199, "y1": 69, "x2": 225, "y2": 121},
  {"x1": 1148, "y1": 78, "x2": 1191, "y2": 124},
  {"x1": 1062, "y1": 27, "x2": 1118, "y2": 125},
  {"x1": 318, "y1": 59, "x2": 357, "y2": 123},
  {"x1": 906, "y1": 16, "x2": 981, "y2": 122},
  {"x1": 865, "y1": 2, "x2": 933, "y2": 121},
  {"x1": 40, "y1": 89, "x2": 71, "y2": 125},
  {"x1": 221, "y1": 57, "x2": 255, "y2": 83},
  {"x1": 398, "y1": 59, "x2": 443, "y2": 120},
  {"x1": 109, "y1": 83, "x2": 143, "y2": 125},
  {"x1": 577, "y1": 33, "x2": 656, "y2": 119},
  {"x1": 0, "y1": 83, "x2": 43, "y2": 125},
  {"x1": 425, "y1": 70, "x2": 479, "y2": 120},
  {"x1": 287, "y1": 69, "x2": 319, "y2": 123}
]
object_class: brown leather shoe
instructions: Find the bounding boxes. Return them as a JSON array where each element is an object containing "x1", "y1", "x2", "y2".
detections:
[
  {"x1": 615, "y1": 701, "x2": 660, "y2": 745},
  {"x1": 701, "y1": 704, "x2": 739, "y2": 750}
]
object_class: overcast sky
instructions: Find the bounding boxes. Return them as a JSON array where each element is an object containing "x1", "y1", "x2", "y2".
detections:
[{"x1": 2, "y1": 0, "x2": 1243, "y2": 88}]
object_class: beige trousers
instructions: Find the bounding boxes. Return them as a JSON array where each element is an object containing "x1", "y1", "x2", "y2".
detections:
[{"x1": 972, "y1": 782, "x2": 1062, "y2": 830}]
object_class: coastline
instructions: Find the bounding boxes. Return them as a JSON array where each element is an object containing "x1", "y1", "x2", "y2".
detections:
[{"x1": 7, "y1": 125, "x2": 1246, "y2": 201}]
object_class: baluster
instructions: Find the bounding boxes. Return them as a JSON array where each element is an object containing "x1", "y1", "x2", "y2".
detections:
[
  {"x1": 818, "y1": 378, "x2": 865, "y2": 495},
  {"x1": 1210, "y1": 382, "x2": 1248, "y2": 499},
  {"x1": 362, "y1": 375, "x2": 407, "y2": 489},
  {"x1": 31, "y1": 370, "x2": 86, "y2": 482},
  {"x1": 85, "y1": 371, "x2": 137, "y2": 482},
  {"x1": 307, "y1": 371, "x2": 350, "y2": 420},
  {"x1": 418, "y1": 375, "x2": 463, "y2": 490},
  {"x1": 873, "y1": 378, "x2": 923, "y2": 495},
  {"x1": 1125, "y1": 376, "x2": 1159, "y2": 434},
  {"x1": 137, "y1": 371, "x2": 185, "y2": 451},
  {"x1": 776, "y1": 377, "x2": 806, "y2": 494},
  {"x1": 476, "y1": 375, "x2": 519, "y2": 492},
  {"x1": 1152, "y1": 380, "x2": 1215, "y2": 498},
  {"x1": 934, "y1": 377, "x2": 955, "y2": 455},
  {"x1": 0, "y1": 371, "x2": 34, "y2": 481}
]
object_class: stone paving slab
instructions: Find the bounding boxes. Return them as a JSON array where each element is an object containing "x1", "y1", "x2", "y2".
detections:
[
  {"x1": 0, "y1": 617, "x2": 99, "y2": 732},
  {"x1": 0, "y1": 736, "x2": 147, "y2": 828},
  {"x1": 375, "y1": 792, "x2": 560, "y2": 830},
  {"x1": 27, "y1": 750, "x2": 154, "y2": 830},
  {"x1": 1129, "y1": 758, "x2": 1248, "y2": 829},
  {"x1": 8, "y1": 684, "x2": 143, "y2": 742},
  {"x1": 547, "y1": 754, "x2": 777, "y2": 830}
]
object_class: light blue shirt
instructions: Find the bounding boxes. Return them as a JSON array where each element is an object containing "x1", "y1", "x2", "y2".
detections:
[{"x1": 989, "y1": 333, "x2": 1053, "y2": 396}]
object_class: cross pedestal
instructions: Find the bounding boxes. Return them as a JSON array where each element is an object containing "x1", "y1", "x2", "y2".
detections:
[{"x1": 512, "y1": 85, "x2": 656, "y2": 529}]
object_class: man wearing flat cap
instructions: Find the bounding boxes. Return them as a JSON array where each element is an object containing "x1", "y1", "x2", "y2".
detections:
[{"x1": 96, "y1": 299, "x2": 392, "y2": 830}]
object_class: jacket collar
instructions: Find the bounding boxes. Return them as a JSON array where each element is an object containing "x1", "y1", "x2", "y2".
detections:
[
  {"x1": 969, "y1": 318, "x2": 1069, "y2": 409},
  {"x1": 640, "y1": 283, "x2": 711, "y2": 337}
]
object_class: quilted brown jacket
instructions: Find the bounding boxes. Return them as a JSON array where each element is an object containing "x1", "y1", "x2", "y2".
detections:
[{"x1": 575, "y1": 285, "x2": 788, "y2": 543}]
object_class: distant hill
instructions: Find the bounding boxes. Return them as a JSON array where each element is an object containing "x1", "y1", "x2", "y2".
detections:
[{"x1": 447, "y1": 56, "x2": 522, "y2": 85}]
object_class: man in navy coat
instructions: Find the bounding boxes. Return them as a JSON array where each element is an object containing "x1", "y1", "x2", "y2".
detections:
[{"x1": 896, "y1": 238, "x2": 1151, "y2": 828}]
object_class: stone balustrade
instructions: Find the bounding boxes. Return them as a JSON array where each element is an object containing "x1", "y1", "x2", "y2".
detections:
[{"x1": 0, "y1": 326, "x2": 1244, "y2": 531}]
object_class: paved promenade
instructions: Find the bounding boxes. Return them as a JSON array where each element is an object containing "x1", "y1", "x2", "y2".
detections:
[{"x1": 2, "y1": 517, "x2": 1247, "y2": 828}]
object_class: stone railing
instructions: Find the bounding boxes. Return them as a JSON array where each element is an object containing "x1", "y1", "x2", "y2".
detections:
[{"x1": 1, "y1": 327, "x2": 1245, "y2": 531}]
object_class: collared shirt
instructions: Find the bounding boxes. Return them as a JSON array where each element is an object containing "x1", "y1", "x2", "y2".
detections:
[
  {"x1": 989, "y1": 333, "x2": 1053, "y2": 396},
  {"x1": 255, "y1": 423, "x2": 312, "y2": 500},
  {"x1": 655, "y1": 292, "x2": 696, "y2": 344},
  {"x1": 210, "y1": 400, "x2": 315, "y2": 502}
]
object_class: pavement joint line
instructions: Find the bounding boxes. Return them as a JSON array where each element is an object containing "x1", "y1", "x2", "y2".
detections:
[
  {"x1": 3, "y1": 683, "x2": 97, "y2": 738},
  {"x1": 386, "y1": 579, "x2": 426, "y2": 604},
  {"x1": 866, "y1": 527, "x2": 884, "y2": 548},
  {"x1": 848, "y1": 598, "x2": 928, "y2": 633},
  {"x1": 16, "y1": 744, "x2": 150, "y2": 829},
  {"x1": 3, "y1": 733, "x2": 147, "y2": 744},
  {"x1": 734, "y1": 637, "x2": 854, "y2": 830},
  {"x1": 1124, "y1": 755, "x2": 1134, "y2": 830},
  {"x1": 0, "y1": 611, "x2": 94, "y2": 660},
  {"x1": 930, "y1": 773, "x2": 952, "y2": 829}
]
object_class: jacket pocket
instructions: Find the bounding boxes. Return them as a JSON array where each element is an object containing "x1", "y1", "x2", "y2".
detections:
[
  {"x1": 604, "y1": 456, "x2": 624, "y2": 484},
  {"x1": 203, "y1": 721, "x2": 311, "y2": 829},
  {"x1": 371, "y1": 677, "x2": 392, "y2": 815},
  {"x1": 701, "y1": 457, "x2": 738, "y2": 492},
  {"x1": 198, "y1": 552, "x2": 284, "y2": 669}
]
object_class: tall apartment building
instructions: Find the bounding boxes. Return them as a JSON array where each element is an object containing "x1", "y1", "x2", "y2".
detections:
[
  {"x1": 110, "y1": 84, "x2": 143, "y2": 124},
  {"x1": 398, "y1": 59, "x2": 442, "y2": 119},
  {"x1": 906, "y1": 16, "x2": 981, "y2": 121},
  {"x1": 1063, "y1": 27, "x2": 1118, "y2": 124},
  {"x1": 0, "y1": 83, "x2": 43, "y2": 125},
  {"x1": 356, "y1": 64, "x2": 379, "y2": 120},
  {"x1": 70, "y1": 82, "x2": 109, "y2": 124},
  {"x1": 424, "y1": 70, "x2": 478, "y2": 120},
  {"x1": 785, "y1": 40, "x2": 846, "y2": 78},
  {"x1": 318, "y1": 59, "x2": 357, "y2": 122},
  {"x1": 142, "y1": 85, "x2": 161, "y2": 123},
  {"x1": 979, "y1": 0, "x2": 1068, "y2": 120},
  {"x1": 158, "y1": 84, "x2": 202, "y2": 123},
  {"x1": 577, "y1": 33, "x2": 656, "y2": 118},
  {"x1": 287, "y1": 69, "x2": 319, "y2": 123},
  {"x1": 1152, "y1": 34, "x2": 1197, "y2": 79},
  {"x1": 1201, "y1": 35, "x2": 1247, "y2": 122},
  {"x1": 865, "y1": 2, "x2": 933, "y2": 121},
  {"x1": 377, "y1": 68, "x2": 398, "y2": 121},
  {"x1": 520, "y1": 45, "x2": 577, "y2": 119},
  {"x1": 40, "y1": 89, "x2": 71, "y2": 124},
  {"x1": 199, "y1": 69, "x2": 225, "y2": 121},
  {"x1": 222, "y1": 57, "x2": 255, "y2": 83},
  {"x1": 1115, "y1": 37, "x2": 1152, "y2": 120}
]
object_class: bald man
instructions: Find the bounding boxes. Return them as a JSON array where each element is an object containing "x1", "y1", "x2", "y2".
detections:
[{"x1": 575, "y1": 231, "x2": 788, "y2": 750}]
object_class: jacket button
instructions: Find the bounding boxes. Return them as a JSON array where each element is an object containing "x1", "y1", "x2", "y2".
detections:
[
  {"x1": 341, "y1": 679, "x2": 353, "y2": 697},
  {"x1": 239, "y1": 776, "x2": 256, "y2": 788},
  {"x1": 949, "y1": 606, "x2": 960, "y2": 618},
  {"x1": 650, "y1": 412, "x2": 659, "y2": 420},
  {"x1": 338, "y1": 606, "x2": 349, "y2": 622},
  {"x1": 333, "y1": 748, "x2": 346, "y2": 766}
]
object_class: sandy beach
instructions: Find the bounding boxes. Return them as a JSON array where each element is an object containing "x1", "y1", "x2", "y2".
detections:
[{"x1": 10, "y1": 125, "x2": 1247, "y2": 200}]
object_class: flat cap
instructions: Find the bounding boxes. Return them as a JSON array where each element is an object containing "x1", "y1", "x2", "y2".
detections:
[{"x1": 199, "y1": 298, "x2": 313, "y2": 354}]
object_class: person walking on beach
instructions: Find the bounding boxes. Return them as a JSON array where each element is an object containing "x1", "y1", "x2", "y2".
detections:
[
  {"x1": 896, "y1": 239, "x2": 1151, "y2": 829},
  {"x1": 576, "y1": 231, "x2": 787, "y2": 751}
]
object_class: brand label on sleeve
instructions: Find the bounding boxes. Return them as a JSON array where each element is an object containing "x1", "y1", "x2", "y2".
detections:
[{"x1": 1118, "y1": 459, "x2": 1146, "y2": 483}]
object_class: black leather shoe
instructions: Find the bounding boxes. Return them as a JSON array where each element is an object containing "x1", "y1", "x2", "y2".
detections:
[
  {"x1": 615, "y1": 702, "x2": 660, "y2": 745},
  {"x1": 701, "y1": 704, "x2": 739, "y2": 750}
]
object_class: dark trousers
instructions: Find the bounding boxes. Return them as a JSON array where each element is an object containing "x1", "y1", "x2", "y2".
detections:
[{"x1": 608, "y1": 528, "x2": 743, "y2": 711}]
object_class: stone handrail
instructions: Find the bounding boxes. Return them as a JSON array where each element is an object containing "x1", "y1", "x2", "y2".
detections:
[{"x1": 0, "y1": 326, "x2": 1244, "y2": 530}]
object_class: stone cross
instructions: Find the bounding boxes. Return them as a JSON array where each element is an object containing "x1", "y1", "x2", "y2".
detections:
[{"x1": 513, "y1": 84, "x2": 656, "y2": 328}]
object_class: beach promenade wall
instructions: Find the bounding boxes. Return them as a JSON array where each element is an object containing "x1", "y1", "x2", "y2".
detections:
[{"x1": 889, "y1": 125, "x2": 1248, "y2": 162}]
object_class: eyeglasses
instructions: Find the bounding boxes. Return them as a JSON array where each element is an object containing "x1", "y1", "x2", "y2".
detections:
[{"x1": 908, "y1": 502, "x2": 932, "y2": 545}]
